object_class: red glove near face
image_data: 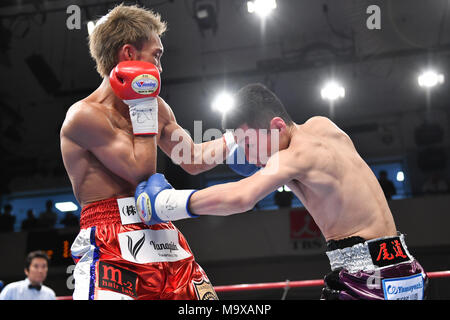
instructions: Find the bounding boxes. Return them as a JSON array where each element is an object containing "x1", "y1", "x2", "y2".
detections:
[{"x1": 110, "y1": 61, "x2": 161, "y2": 135}]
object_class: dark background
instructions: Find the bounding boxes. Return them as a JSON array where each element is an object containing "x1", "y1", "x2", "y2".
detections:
[{"x1": 0, "y1": 0, "x2": 449, "y2": 300}]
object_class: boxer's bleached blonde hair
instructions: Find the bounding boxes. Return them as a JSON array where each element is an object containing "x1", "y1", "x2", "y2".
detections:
[
  {"x1": 89, "y1": 4, "x2": 167, "y2": 78},
  {"x1": 222, "y1": 83, "x2": 293, "y2": 131}
]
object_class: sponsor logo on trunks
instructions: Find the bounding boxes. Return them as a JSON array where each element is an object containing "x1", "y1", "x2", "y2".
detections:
[
  {"x1": 127, "y1": 234, "x2": 145, "y2": 260},
  {"x1": 118, "y1": 229, "x2": 191, "y2": 263},
  {"x1": 193, "y1": 279, "x2": 219, "y2": 300},
  {"x1": 121, "y1": 204, "x2": 137, "y2": 217},
  {"x1": 382, "y1": 274, "x2": 424, "y2": 300},
  {"x1": 368, "y1": 237, "x2": 410, "y2": 268},
  {"x1": 98, "y1": 261, "x2": 138, "y2": 298},
  {"x1": 386, "y1": 281, "x2": 423, "y2": 295},
  {"x1": 149, "y1": 240, "x2": 179, "y2": 252},
  {"x1": 117, "y1": 198, "x2": 141, "y2": 225}
]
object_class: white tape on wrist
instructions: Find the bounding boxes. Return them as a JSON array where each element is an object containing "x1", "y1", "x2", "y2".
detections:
[
  {"x1": 126, "y1": 97, "x2": 158, "y2": 136},
  {"x1": 223, "y1": 131, "x2": 236, "y2": 153},
  {"x1": 154, "y1": 189, "x2": 198, "y2": 221}
]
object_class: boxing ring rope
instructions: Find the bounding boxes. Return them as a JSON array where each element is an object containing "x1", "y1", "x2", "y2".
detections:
[
  {"x1": 56, "y1": 270, "x2": 450, "y2": 300},
  {"x1": 214, "y1": 271, "x2": 450, "y2": 293}
]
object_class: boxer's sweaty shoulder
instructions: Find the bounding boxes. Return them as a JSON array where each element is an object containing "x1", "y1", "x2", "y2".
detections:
[
  {"x1": 287, "y1": 117, "x2": 355, "y2": 179},
  {"x1": 61, "y1": 99, "x2": 135, "y2": 207},
  {"x1": 302, "y1": 116, "x2": 354, "y2": 150}
]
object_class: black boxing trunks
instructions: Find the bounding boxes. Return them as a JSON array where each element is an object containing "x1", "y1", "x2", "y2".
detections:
[{"x1": 321, "y1": 233, "x2": 428, "y2": 300}]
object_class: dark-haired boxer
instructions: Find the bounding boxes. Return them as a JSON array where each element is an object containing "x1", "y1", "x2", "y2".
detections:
[{"x1": 136, "y1": 83, "x2": 428, "y2": 300}]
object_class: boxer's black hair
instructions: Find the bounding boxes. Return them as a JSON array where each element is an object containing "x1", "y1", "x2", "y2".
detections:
[
  {"x1": 222, "y1": 83, "x2": 293, "y2": 131},
  {"x1": 25, "y1": 251, "x2": 49, "y2": 271}
]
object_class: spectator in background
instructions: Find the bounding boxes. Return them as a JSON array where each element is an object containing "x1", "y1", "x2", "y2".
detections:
[
  {"x1": 0, "y1": 204, "x2": 16, "y2": 233},
  {"x1": 61, "y1": 211, "x2": 79, "y2": 228},
  {"x1": 21, "y1": 209, "x2": 38, "y2": 232},
  {"x1": 422, "y1": 172, "x2": 449, "y2": 195},
  {"x1": 0, "y1": 251, "x2": 56, "y2": 300},
  {"x1": 378, "y1": 170, "x2": 397, "y2": 201},
  {"x1": 37, "y1": 200, "x2": 57, "y2": 230}
]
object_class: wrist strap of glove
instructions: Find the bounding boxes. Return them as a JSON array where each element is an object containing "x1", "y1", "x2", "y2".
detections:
[
  {"x1": 154, "y1": 189, "x2": 198, "y2": 221},
  {"x1": 126, "y1": 97, "x2": 158, "y2": 136}
]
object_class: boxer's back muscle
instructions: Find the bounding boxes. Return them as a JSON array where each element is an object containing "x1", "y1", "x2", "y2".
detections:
[{"x1": 287, "y1": 117, "x2": 397, "y2": 241}]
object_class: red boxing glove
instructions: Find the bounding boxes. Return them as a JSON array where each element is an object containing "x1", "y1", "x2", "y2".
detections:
[{"x1": 110, "y1": 61, "x2": 161, "y2": 135}]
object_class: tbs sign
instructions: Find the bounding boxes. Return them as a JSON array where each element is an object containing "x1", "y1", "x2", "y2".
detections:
[{"x1": 289, "y1": 209, "x2": 325, "y2": 251}]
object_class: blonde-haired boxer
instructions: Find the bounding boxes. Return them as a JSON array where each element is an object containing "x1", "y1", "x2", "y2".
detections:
[
  {"x1": 136, "y1": 83, "x2": 428, "y2": 300},
  {"x1": 60, "y1": 4, "x2": 228, "y2": 300}
]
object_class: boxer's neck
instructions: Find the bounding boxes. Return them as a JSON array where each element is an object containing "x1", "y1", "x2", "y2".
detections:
[
  {"x1": 284, "y1": 123, "x2": 298, "y2": 148},
  {"x1": 97, "y1": 77, "x2": 130, "y2": 118}
]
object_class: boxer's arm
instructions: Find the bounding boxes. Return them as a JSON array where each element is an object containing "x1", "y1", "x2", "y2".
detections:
[
  {"x1": 189, "y1": 149, "x2": 299, "y2": 216},
  {"x1": 158, "y1": 98, "x2": 227, "y2": 175},
  {"x1": 61, "y1": 101, "x2": 156, "y2": 185}
]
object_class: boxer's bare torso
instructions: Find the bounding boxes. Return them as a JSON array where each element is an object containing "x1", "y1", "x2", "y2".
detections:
[
  {"x1": 190, "y1": 116, "x2": 397, "y2": 242},
  {"x1": 283, "y1": 117, "x2": 397, "y2": 241},
  {"x1": 60, "y1": 77, "x2": 225, "y2": 208},
  {"x1": 60, "y1": 79, "x2": 159, "y2": 207}
]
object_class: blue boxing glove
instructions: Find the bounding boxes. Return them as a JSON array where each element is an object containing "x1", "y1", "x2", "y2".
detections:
[
  {"x1": 226, "y1": 144, "x2": 260, "y2": 177},
  {"x1": 135, "y1": 173, "x2": 198, "y2": 225}
]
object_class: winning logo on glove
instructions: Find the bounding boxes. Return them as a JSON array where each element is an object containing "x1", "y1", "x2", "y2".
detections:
[
  {"x1": 136, "y1": 193, "x2": 152, "y2": 224},
  {"x1": 131, "y1": 74, "x2": 159, "y2": 95}
]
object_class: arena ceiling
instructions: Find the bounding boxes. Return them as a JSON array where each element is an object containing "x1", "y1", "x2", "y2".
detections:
[{"x1": 0, "y1": 0, "x2": 449, "y2": 191}]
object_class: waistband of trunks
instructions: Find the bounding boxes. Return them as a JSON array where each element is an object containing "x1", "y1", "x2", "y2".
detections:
[
  {"x1": 80, "y1": 197, "x2": 138, "y2": 229},
  {"x1": 325, "y1": 233, "x2": 414, "y2": 273},
  {"x1": 327, "y1": 236, "x2": 366, "y2": 251}
]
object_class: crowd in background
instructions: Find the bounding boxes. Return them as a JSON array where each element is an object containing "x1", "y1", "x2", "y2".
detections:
[
  {"x1": 0, "y1": 200, "x2": 79, "y2": 233},
  {"x1": 0, "y1": 170, "x2": 448, "y2": 234}
]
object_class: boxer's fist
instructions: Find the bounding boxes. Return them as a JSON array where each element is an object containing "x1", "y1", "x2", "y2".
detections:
[
  {"x1": 135, "y1": 173, "x2": 198, "y2": 225},
  {"x1": 109, "y1": 61, "x2": 161, "y2": 135},
  {"x1": 110, "y1": 61, "x2": 161, "y2": 100},
  {"x1": 226, "y1": 144, "x2": 260, "y2": 177},
  {"x1": 135, "y1": 173, "x2": 172, "y2": 225}
]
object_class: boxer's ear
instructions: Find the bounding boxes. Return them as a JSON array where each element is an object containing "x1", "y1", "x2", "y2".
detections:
[
  {"x1": 269, "y1": 117, "x2": 286, "y2": 132},
  {"x1": 118, "y1": 44, "x2": 139, "y2": 61}
]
